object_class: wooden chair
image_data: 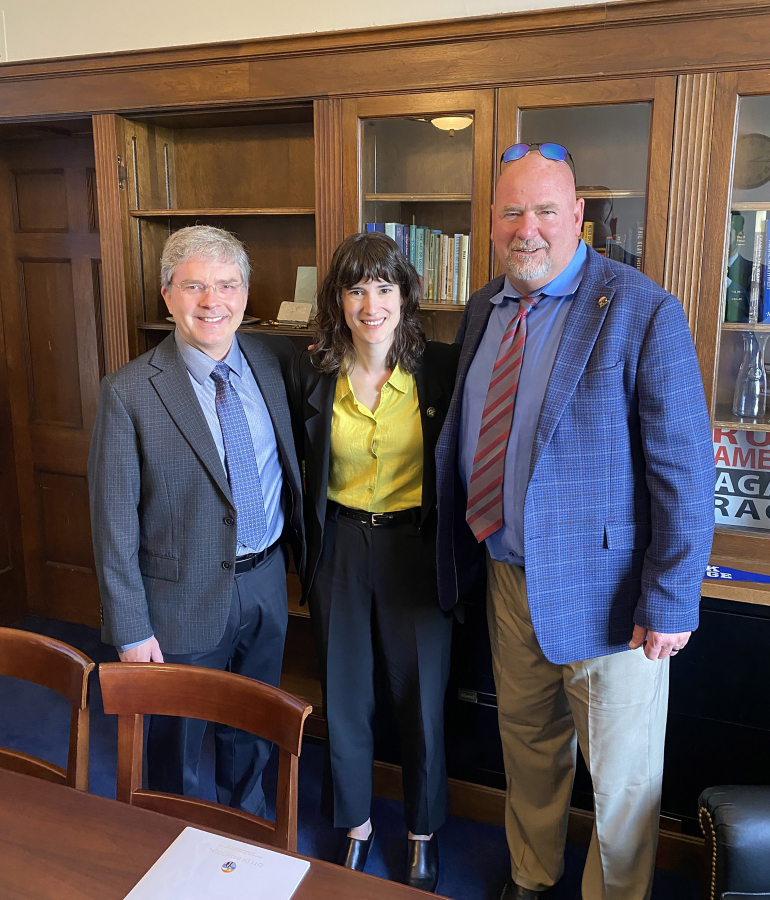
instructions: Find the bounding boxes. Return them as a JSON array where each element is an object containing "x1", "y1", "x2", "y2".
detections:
[
  {"x1": 0, "y1": 626, "x2": 95, "y2": 791},
  {"x1": 99, "y1": 662, "x2": 312, "y2": 851}
]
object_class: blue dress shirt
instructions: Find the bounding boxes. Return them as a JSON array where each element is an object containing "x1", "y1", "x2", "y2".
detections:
[
  {"x1": 117, "y1": 333, "x2": 285, "y2": 653},
  {"x1": 459, "y1": 240, "x2": 588, "y2": 565},
  {"x1": 175, "y1": 331, "x2": 284, "y2": 555}
]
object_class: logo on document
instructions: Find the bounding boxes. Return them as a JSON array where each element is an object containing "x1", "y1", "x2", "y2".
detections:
[{"x1": 221, "y1": 860, "x2": 237, "y2": 873}]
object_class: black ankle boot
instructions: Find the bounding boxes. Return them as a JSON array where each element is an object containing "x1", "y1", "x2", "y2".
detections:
[
  {"x1": 406, "y1": 834, "x2": 439, "y2": 892},
  {"x1": 337, "y1": 826, "x2": 375, "y2": 872}
]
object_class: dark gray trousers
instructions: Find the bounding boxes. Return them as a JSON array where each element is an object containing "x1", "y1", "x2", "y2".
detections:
[
  {"x1": 309, "y1": 511, "x2": 453, "y2": 834},
  {"x1": 147, "y1": 544, "x2": 288, "y2": 816}
]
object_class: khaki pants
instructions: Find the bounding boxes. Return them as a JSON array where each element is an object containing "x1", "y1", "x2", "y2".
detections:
[{"x1": 486, "y1": 557, "x2": 669, "y2": 900}]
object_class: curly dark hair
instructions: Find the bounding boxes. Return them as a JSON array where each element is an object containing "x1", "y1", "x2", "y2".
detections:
[{"x1": 311, "y1": 231, "x2": 425, "y2": 375}]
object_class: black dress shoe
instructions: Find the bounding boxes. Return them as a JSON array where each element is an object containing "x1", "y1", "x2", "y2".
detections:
[
  {"x1": 500, "y1": 879, "x2": 543, "y2": 900},
  {"x1": 406, "y1": 834, "x2": 439, "y2": 892},
  {"x1": 337, "y1": 827, "x2": 375, "y2": 871}
]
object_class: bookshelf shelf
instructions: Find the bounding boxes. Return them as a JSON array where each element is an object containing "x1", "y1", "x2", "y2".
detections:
[
  {"x1": 713, "y1": 419, "x2": 770, "y2": 433},
  {"x1": 130, "y1": 207, "x2": 315, "y2": 217},
  {"x1": 364, "y1": 193, "x2": 471, "y2": 202},
  {"x1": 728, "y1": 201, "x2": 770, "y2": 211},
  {"x1": 420, "y1": 301, "x2": 466, "y2": 310},
  {"x1": 721, "y1": 322, "x2": 770, "y2": 332},
  {"x1": 576, "y1": 189, "x2": 645, "y2": 199}
]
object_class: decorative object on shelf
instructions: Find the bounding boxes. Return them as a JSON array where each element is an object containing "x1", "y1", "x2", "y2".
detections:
[
  {"x1": 732, "y1": 331, "x2": 769, "y2": 420},
  {"x1": 734, "y1": 132, "x2": 770, "y2": 190},
  {"x1": 276, "y1": 301, "x2": 313, "y2": 326},
  {"x1": 294, "y1": 266, "x2": 317, "y2": 315}
]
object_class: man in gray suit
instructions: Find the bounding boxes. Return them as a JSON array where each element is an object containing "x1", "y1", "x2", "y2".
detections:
[{"x1": 88, "y1": 225, "x2": 303, "y2": 815}]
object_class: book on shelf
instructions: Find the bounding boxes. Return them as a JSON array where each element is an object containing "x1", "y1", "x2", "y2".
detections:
[
  {"x1": 634, "y1": 224, "x2": 644, "y2": 271},
  {"x1": 581, "y1": 221, "x2": 594, "y2": 247},
  {"x1": 458, "y1": 234, "x2": 469, "y2": 305},
  {"x1": 367, "y1": 219, "x2": 470, "y2": 303},
  {"x1": 749, "y1": 211, "x2": 766, "y2": 325}
]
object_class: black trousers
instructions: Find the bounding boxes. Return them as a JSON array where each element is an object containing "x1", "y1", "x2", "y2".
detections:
[
  {"x1": 308, "y1": 510, "x2": 453, "y2": 835},
  {"x1": 146, "y1": 544, "x2": 288, "y2": 816}
]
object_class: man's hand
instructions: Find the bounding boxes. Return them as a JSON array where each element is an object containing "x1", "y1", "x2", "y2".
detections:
[
  {"x1": 118, "y1": 636, "x2": 164, "y2": 663},
  {"x1": 629, "y1": 625, "x2": 690, "y2": 661}
]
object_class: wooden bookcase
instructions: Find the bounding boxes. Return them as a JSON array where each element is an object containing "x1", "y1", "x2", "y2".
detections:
[{"x1": 105, "y1": 106, "x2": 317, "y2": 359}]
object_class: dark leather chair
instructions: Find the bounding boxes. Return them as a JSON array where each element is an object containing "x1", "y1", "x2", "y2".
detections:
[{"x1": 699, "y1": 785, "x2": 770, "y2": 900}]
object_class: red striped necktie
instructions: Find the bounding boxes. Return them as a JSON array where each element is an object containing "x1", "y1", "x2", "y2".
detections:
[{"x1": 466, "y1": 294, "x2": 541, "y2": 542}]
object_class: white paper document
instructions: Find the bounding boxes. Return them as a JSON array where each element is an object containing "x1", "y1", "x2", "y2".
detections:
[{"x1": 124, "y1": 826, "x2": 310, "y2": 900}]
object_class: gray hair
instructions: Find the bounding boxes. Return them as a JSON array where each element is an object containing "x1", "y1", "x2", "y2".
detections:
[{"x1": 160, "y1": 225, "x2": 251, "y2": 291}]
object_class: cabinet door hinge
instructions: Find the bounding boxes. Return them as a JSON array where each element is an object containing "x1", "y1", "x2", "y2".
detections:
[{"x1": 117, "y1": 155, "x2": 128, "y2": 190}]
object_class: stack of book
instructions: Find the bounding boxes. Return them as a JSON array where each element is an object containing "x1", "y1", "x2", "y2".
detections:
[{"x1": 366, "y1": 222, "x2": 471, "y2": 304}]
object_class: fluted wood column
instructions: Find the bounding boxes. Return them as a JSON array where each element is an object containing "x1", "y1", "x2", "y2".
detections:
[{"x1": 663, "y1": 72, "x2": 717, "y2": 337}]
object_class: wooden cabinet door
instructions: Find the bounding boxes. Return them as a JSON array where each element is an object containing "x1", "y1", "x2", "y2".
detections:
[
  {"x1": 0, "y1": 136, "x2": 103, "y2": 626},
  {"x1": 341, "y1": 91, "x2": 495, "y2": 293}
]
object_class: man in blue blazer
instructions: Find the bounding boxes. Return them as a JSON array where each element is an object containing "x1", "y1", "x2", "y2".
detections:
[{"x1": 435, "y1": 147, "x2": 715, "y2": 900}]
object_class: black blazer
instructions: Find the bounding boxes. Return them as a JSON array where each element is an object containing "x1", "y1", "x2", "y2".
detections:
[{"x1": 293, "y1": 341, "x2": 460, "y2": 602}]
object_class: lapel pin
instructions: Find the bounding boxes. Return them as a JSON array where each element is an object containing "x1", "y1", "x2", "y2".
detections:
[
  {"x1": 598, "y1": 296, "x2": 609, "y2": 308},
  {"x1": 426, "y1": 407, "x2": 436, "y2": 418}
]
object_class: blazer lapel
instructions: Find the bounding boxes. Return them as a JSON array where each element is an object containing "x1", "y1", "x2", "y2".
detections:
[
  {"x1": 414, "y1": 358, "x2": 444, "y2": 524},
  {"x1": 304, "y1": 371, "x2": 335, "y2": 526},
  {"x1": 530, "y1": 255, "x2": 617, "y2": 477},
  {"x1": 239, "y1": 338, "x2": 301, "y2": 492},
  {"x1": 149, "y1": 334, "x2": 232, "y2": 503}
]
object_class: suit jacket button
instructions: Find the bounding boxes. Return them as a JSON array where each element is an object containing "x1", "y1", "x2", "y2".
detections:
[
  {"x1": 224, "y1": 516, "x2": 235, "y2": 526},
  {"x1": 222, "y1": 561, "x2": 232, "y2": 570},
  {"x1": 427, "y1": 407, "x2": 436, "y2": 418}
]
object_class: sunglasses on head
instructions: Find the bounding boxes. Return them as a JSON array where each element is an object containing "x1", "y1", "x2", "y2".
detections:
[{"x1": 500, "y1": 142, "x2": 575, "y2": 175}]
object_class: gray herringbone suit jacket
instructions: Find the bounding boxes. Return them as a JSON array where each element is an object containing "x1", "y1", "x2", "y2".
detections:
[{"x1": 88, "y1": 332, "x2": 304, "y2": 655}]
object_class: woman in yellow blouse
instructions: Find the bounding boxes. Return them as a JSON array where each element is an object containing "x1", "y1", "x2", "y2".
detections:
[{"x1": 295, "y1": 232, "x2": 458, "y2": 892}]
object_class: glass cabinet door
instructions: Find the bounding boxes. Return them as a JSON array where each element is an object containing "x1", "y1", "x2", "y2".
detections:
[
  {"x1": 342, "y1": 92, "x2": 494, "y2": 340},
  {"x1": 702, "y1": 72, "x2": 770, "y2": 565},
  {"x1": 497, "y1": 78, "x2": 677, "y2": 286}
]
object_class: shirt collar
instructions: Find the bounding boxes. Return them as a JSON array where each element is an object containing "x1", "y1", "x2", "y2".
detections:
[
  {"x1": 386, "y1": 364, "x2": 409, "y2": 394},
  {"x1": 492, "y1": 239, "x2": 588, "y2": 305},
  {"x1": 336, "y1": 363, "x2": 409, "y2": 401},
  {"x1": 174, "y1": 330, "x2": 243, "y2": 385}
]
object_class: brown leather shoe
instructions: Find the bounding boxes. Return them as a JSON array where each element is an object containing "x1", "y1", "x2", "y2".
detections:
[{"x1": 500, "y1": 879, "x2": 543, "y2": 900}]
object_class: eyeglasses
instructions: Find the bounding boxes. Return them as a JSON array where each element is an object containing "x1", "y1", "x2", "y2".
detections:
[
  {"x1": 500, "y1": 142, "x2": 575, "y2": 175},
  {"x1": 171, "y1": 281, "x2": 244, "y2": 298}
]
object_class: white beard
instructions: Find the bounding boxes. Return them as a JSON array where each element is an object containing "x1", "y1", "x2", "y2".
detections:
[{"x1": 503, "y1": 245, "x2": 552, "y2": 283}]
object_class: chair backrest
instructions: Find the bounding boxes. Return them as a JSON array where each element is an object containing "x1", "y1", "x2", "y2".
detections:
[
  {"x1": 0, "y1": 626, "x2": 95, "y2": 791},
  {"x1": 99, "y1": 662, "x2": 312, "y2": 851}
]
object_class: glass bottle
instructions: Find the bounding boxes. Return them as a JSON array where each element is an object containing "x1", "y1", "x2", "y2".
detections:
[{"x1": 732, "y1": 331, "x2": 769, "y2": 419}]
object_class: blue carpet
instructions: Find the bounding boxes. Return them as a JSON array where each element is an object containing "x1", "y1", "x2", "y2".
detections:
[{"x1": 0, "y1": 616, "x2": 699, "y2": 900}]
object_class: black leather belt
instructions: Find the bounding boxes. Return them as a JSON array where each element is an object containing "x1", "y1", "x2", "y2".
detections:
[
  {"x1": 331, "y1": 502, "x2": 419, "y2": 528},
  {"x1": 234, "y1": 540, "x2": 279, "y2": 573}
]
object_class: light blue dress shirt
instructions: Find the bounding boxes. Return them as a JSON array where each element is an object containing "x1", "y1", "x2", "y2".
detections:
[
  {"x1": 175, "y1": 331, "x2": 285, "y2": 555},
  {"x1": 118, "y1": 333, "x2": 285, "y2": 653},
  {"x1": 459, "y1": 240, "x2": 588, "y2": 565}
]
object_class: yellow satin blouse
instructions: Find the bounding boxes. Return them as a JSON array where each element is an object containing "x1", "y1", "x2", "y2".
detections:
[{"x1": 327, "y1": 364, "x2": 423, "y2": 512}]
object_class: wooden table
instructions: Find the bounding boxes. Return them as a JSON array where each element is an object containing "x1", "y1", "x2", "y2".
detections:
[{"x1": 0, "y1": 770, "x2": 435, "y2": 899}]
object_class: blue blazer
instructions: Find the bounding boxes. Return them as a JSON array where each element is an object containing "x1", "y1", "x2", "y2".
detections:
[{"x1": 436, "y1": 247, "x2": 716, "y2": 665}]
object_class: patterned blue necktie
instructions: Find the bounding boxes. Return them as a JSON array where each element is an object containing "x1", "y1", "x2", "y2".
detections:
[{"x1": 211, "y1": 361, "x2": 267, "y2": 550}]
